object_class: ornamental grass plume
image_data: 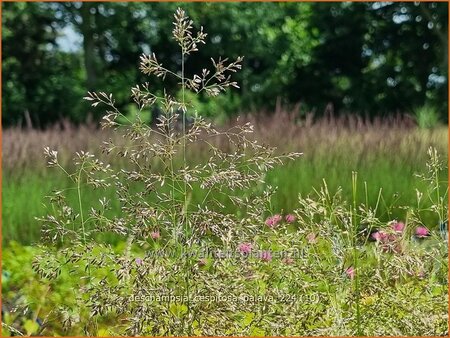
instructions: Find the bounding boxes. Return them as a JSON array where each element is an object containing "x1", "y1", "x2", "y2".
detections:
[
  {"x1": 25, "y1": 7, "x2": 448, "y2": 337},
  {"x1": 33, "y1": 7, "x2": 302, "y2": 336}
]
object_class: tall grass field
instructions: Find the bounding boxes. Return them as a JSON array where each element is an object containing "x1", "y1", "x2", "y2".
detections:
[{"x1": 3, "y1": 113, "x2": 447, "y2": 245}]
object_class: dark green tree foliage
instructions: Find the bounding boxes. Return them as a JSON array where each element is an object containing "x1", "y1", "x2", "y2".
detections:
[
  {"x1": 58, "y1": 3, "x2": 155, "y2": 104},
  {"x1": 2, "y1": 2, "x2": 85, "y2": 127},
  {"x1": 2, "y1": 2, "x2": 448, "y2": 127}
]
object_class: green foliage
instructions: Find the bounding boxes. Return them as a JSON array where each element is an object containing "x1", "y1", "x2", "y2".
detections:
[
  {"x1": 2, "y1": 2, "x2": 448, "y2": 126},
  {"x1": 1, "y1": 241, "x2": 129, "y2": 336},
  {"x1": 177, "y1": 90, "x2": 242, "y2": 122},
  {"x1": 2, "y1": 2, "x2": 86, "y2": 126}
]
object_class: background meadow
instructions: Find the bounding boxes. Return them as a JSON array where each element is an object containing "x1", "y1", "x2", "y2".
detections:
[{"x1": 2, "y1": 112, "x2": 448, "y2": 245}]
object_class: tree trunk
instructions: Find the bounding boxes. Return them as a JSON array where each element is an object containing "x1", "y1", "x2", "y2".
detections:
[{"x1": 80, "y1": 2, "x2": 97, "y2": 90}]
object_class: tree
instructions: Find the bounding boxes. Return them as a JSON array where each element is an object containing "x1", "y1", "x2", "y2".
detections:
[
  {"x1": 2, "y1": 2, "x2": 448, "y2": 126},
  {"x1": 2, "y1": 2, "x2": 86, "y2": 126}
]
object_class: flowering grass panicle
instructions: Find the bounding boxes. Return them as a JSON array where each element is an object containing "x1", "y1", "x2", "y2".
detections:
[
  {"x1": 23, "y1": 8, "x2": 447, "y2": 337},
  {"x1": 32, "y1": 8, "x2": 303, "y2": 336}
]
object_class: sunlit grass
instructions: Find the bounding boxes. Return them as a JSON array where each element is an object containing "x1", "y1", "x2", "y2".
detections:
[{"x1": 3, "y1": 124, "x2": 447, "y2": 245}]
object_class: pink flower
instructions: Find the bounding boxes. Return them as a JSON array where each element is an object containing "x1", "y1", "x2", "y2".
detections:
[
  {"x1": 306, "y1": 232, "x2": 317, "y2": 244},
  {"x1": 392, "y1": 222, "x2": 405, "y2": 233},
  {"x1": 135, "y1": 258, "x2": 143, "y2": 265},
  {"x1": 371, "y1": 231, "x2": 402, "y2": 253},
  {"x1": 285, "y1": 214, "x2": 296, "y2": 223},
  {"x1": 265, "y1": 217, "x2": 275, "y2": 227},
  {"x1": 272, "y1": 214, "x2": 282, "y2": 223},
  {"x1": 415, "y1": 226, "x2": 429, "y2": 238},
  {"x1": 265, "y1": 214, "x2": 282, "y2": 228},
  {"x1": 260, "y1": 250, "x2": 272, "y2": 262},
  {"x1": 370, "y1": 231, "x2": 397, "y2": 243},
  {"x1": 346, "y1": 266, "x2": 355, "y2": 279},
  {"x1": 150, "y1": 231, "x2": 160, "y2": 239},
  {"x1": 371, "y1": 231, "x2": 381, "y2": 241},
  {"x1": 238, "y1": 242, "x2": 253, "y2": 254},
  {"x1": 371, "y1": 231, "x2": 388, "y2": 242}
]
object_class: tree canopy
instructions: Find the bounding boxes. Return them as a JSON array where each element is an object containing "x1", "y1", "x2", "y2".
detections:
[{"x1": 2, "y1": 2, "x2": 448, "y2": 127}]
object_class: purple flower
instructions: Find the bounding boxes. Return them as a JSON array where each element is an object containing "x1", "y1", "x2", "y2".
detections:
[
  {"x1": 346, "y1": 266, "x2": 355, "y2": 279},
  {"x1": 415, "y1": 226, "x2": 430, "y2": 238},
  {"x1": 150, "y1": 231, "x2": 160, "y2": 240},
  {"x1": 260, "y1": 250, "x2": 272, "y2": 262},
  {"x1": 238, "y1": 242, "x2": 253, "y2": 254},
  {"x1": 392, "y1": 221, "x2": 405, "y2": 233},
  {"x1": 285, "y1": 214, "x2": 296, "y2": 223},
  {"x1": 135, "y1": 258, "x2": 143, "y2": 265}
]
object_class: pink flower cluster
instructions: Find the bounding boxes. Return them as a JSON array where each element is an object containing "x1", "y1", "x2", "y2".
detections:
[
  {"x1": 371, "y1": 229, "x2": 402, "y2": 253},
  {"x1": 265, "y1": 214, "x2": 282, "y2": 228},
  {"x1": 370, "y1": 221, "x2": 431, "y2": 253},
  {"x1": 371, "y1": 231, "x2": 392, "y2": 242},
  {"x1": 415, "y1": 226, "x2": 429, "y2": 238},
  {"x1": 265, "y1": 213, "x2": 296, "y2": 228},
  {"x1": 237, "y1": 243, "x2": 273, "y2": 262},
  {"x1": 389, "y1": 221, "x2": 430, "y2": 238},
  {"x1": 238, "y1": 242, "x2": 253, "y2": 254},
  {"x1": 150, "y1": 231, "x2": 160, "y2": 240}
]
